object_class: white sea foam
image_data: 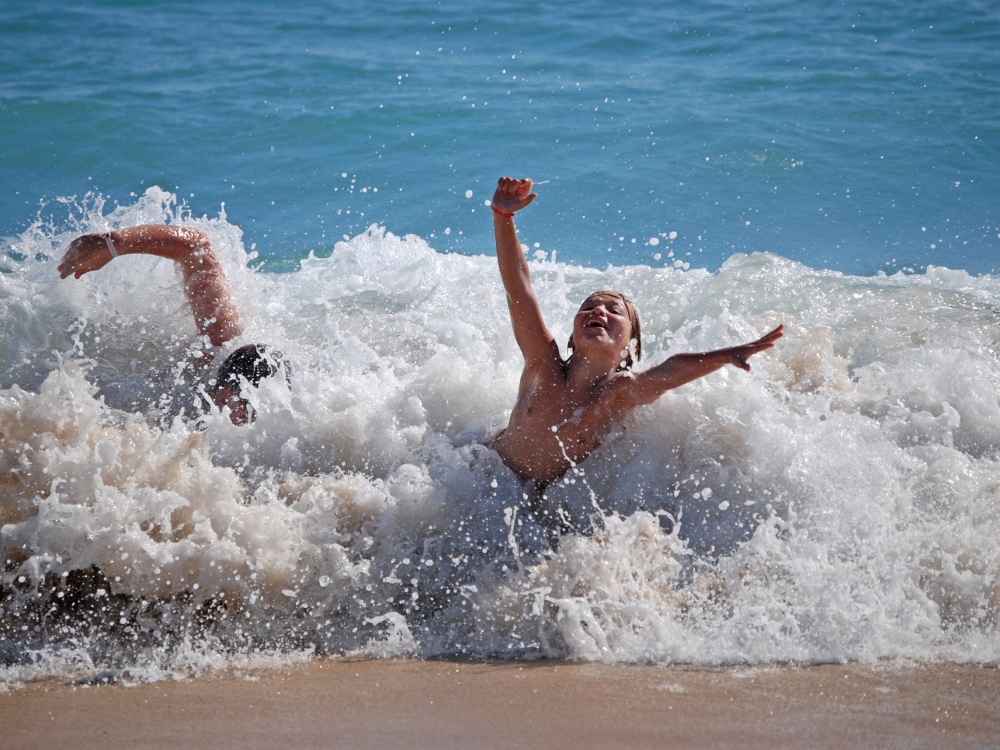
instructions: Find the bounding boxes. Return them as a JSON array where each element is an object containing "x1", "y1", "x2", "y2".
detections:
[{"x1": 2, "y1": 188, "x2": 999, "y2": 684}]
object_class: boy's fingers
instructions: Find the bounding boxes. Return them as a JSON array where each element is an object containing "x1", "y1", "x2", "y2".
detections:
[{"x1": 496, "y1": 176, "x2": 535, "y2": 197}]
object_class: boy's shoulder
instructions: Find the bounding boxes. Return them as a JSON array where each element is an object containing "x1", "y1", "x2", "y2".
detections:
[{"x1": 598, "y1": 368, "x2": 643, "y2": 410}]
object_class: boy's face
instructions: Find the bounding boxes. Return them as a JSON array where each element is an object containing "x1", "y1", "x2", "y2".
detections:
[
  {"x1": 212, "y1": 383, "x2": 251, "y2": 425},
  {"x1": 572, "y1": 293, "x2": 634, "y2": 359}
]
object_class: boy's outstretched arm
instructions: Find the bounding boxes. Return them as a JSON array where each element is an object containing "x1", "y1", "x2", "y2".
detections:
[
  {"x1": 492, "y1": 177, "x2": 558, "y2": 365},
  {"x1": 58, "y1": 225, "x2": 242, "y2": 347},
  {"x1": 625, "y1": 325, "x2": 783, "y2": 406}
]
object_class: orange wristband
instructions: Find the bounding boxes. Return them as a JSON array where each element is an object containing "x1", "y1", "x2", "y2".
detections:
[{"x1": 491, "y1": 204, "x2": 513, "y2": 218}]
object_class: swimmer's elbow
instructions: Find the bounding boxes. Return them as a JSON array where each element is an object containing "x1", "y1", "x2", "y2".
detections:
[
  {"x1": 174, "y1": 225, "x2": 209, "y2": 243},
  {"x1": 167, "y1": 226, "x2": 213, "y2": 259}
]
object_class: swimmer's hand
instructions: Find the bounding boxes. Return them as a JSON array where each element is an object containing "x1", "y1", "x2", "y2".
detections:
[
  {"x1": 725, "y1": 325, "x2": 784, "y2": 371},
  {"x1": 492, "y1": 177, "x2": 538, "y2": 216},
  {"x1": 58, "y1": 233, "x2": 115, "y2": 279}
]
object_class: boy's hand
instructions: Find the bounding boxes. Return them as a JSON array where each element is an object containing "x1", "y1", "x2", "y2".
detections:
[
  {"x1": 58, "y1": 233, "x2": 115, "y2": 279},
  {"x1": 727, "y1": 325, "x2": 784, "y2": 371},
  {"x1": 492, "y1": 177, "x2": 538, "y2": 216}
]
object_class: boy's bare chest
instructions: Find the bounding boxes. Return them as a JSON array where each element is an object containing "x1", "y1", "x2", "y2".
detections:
[{"x1": 512, "y1": 378, "x2": 616, "y2": 440}]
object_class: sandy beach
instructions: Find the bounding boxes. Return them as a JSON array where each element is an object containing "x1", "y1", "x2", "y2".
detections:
[{"x1": 2, "y1": 658, "x2": 997, "y2": 749}]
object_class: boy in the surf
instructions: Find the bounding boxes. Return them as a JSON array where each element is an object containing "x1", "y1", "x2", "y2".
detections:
[
  {"x1": 58, "y1": 225, "x2": 286, "y2": 425},
  {"x1": 488, "y1": 176, "x2": 783, "y2": 486}
]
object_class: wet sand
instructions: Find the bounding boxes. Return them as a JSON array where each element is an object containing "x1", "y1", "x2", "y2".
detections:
[{"x1": 2, "y1": 658, "x2": 998, "y2": 749}]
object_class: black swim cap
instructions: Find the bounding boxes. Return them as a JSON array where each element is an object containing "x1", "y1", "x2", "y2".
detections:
[{"x1": 213, "y1": 344, "x2": 291, "y2": 393}]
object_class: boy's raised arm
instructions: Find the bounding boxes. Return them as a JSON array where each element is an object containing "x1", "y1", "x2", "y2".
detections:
[
  {"x1": 58, "y1": 225, "x2": 242, "y2": 347},
  {"x1": 625, "y1": 325, "x2": 783, "y2": 406},
  {"x1": 492, "y1": 177, "x2": 559, "y2": 365}
]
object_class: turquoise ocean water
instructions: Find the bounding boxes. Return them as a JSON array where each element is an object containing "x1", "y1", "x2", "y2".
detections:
[
  {"x1": 3, "y1": 1, "x2": 1000, "y2": 681},
  {"x1": 4, "y1": 0, "x2": 999, "y2": 273}
]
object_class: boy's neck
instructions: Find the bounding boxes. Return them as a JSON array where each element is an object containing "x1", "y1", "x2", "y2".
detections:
[{"x1": 565, "y1": 350, "x2": 620, "y2": 389}]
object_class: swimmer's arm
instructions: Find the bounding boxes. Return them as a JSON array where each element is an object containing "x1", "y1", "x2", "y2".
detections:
[
  {"x1": 58, "y1": 225, "x2": 242, "y2": 347},
  {"x1": 623, "y1": 325, "x2": 784, "y2": 406},
  {"x1": 492, "y1": 177, "x2": 557, "y2": 364}
]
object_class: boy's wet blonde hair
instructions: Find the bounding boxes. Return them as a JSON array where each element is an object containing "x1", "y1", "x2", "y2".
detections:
[{"x1": 567, "y1": 291, "x2": 642, "y2": 369}]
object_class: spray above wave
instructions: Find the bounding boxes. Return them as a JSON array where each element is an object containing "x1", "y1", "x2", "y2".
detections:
[{"x1": 2, "y1": 188, "x2": 999, "y2": 684}]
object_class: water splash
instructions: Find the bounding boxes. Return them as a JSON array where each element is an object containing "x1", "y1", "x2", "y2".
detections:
[{"x1": 2, "y1": 189, "x2": 999, "y2": 685}]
